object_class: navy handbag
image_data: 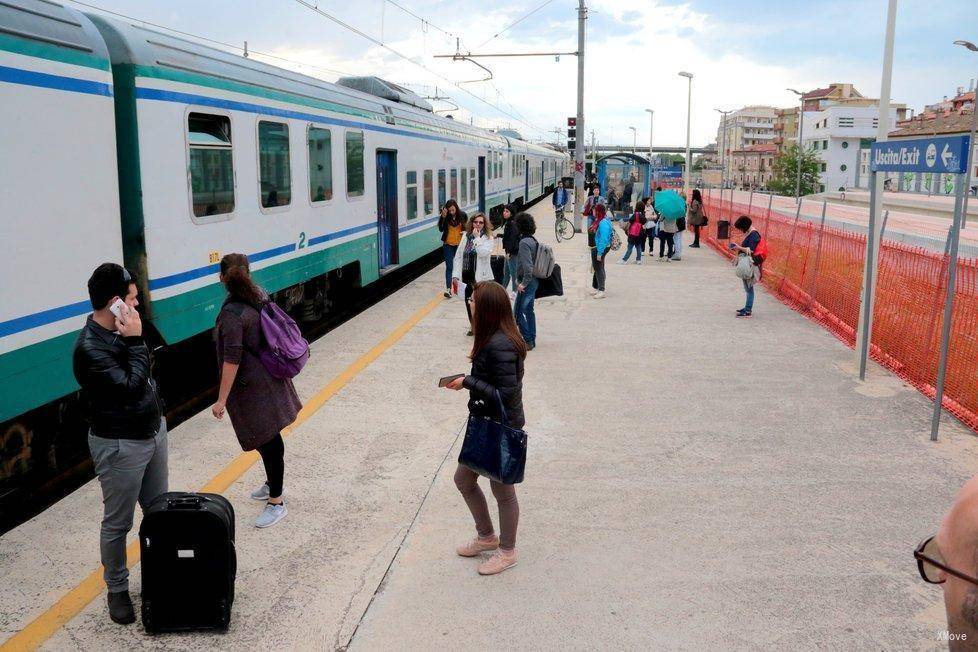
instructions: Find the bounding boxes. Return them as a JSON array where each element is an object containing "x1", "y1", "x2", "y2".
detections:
[{"x1": 458, "y1": 391, "x2": 527, "y2": 484}]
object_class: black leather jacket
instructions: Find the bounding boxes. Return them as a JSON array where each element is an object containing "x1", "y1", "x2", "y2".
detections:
[
  {"x1": 501, "y1": 218, "x2": 521, "y2": 256},
  {"x1": 72, "y1": 316, "x2": 162, "y2": 439},
  {"x1": 463, "y1": 331, "x2": 525, "y2": 428}
]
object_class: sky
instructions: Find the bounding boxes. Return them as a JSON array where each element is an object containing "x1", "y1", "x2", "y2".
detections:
[{"x1": 70, "y1": 0, "x2": 978, "y2": 148}]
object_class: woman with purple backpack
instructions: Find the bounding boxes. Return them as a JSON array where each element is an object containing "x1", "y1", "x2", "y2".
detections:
[{"x1": 212, "y1": 253, "x2": 302, "y2": 529}]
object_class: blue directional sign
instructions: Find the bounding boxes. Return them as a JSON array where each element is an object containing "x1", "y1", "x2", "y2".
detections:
[{"x1": 870, "y1": 135, "x2": 971, "y2": 174}]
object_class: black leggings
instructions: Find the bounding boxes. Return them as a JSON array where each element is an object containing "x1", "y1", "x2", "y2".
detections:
[
  {"x1": 659, "y1": 232, "x2": 675, "y2": 258},
  {"x1": 256, "y1": 434, "x2": 285, "y2": 499}
]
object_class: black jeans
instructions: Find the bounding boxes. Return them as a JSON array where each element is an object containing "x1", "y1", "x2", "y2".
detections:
[
  {"x1": 692, "y1": 224, "x2": 701, "y2": 246},
  {"x1": 591, "y1": 248, "x2": 606, "y2": 291},
  {"x1": 464, "y1": 279, "x2": 474, "y2": 324},
  {"x1": 257, "y1": 434, "x2": 285, "y2": 499},
  {"x1": 658, "y1": 232, "x2": 675, "y2": 258}
]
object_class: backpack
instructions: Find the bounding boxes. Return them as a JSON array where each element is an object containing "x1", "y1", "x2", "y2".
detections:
[
  {"x1": 530, "y1": 237, "x2": 556, "y2": 279},
  {"x1": 753, "y1": 236, "x2": 769, "y2": 263},
  {"x1": 229, "y1": 300, "x2": 309, "y2": 379}
]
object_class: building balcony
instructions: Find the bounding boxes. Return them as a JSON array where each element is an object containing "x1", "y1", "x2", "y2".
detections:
[{"x1": 772, "y1": 136, "x2": 784, "y2": 145}]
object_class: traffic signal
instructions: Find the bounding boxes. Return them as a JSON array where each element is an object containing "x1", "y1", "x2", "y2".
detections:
[
  {"x1": 567, "y1": 116, "x2": 576, "y2": 127},
  {"x1": 567, "y1": 116, "x2": 577, "y2": 151},
  {"x1": 567, "y1": 140, "x2": 576, "y2": 150}
]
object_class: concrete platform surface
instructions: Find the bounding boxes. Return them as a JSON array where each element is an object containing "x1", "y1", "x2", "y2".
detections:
[{"x1": 2, "y1": 199, "x2": 976, "y2": 650}]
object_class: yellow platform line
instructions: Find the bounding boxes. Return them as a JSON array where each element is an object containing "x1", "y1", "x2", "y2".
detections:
[{"x1": 1, "y1": 292, "x2": 444, "y2": 652}]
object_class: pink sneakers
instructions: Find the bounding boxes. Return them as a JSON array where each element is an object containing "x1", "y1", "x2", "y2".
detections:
[
  {"x1": 456, "y1": 535, "x2": 499, "y2": 557},
  {"x1": 477, "y1": 549, "x2": 518, "y2": 575}
]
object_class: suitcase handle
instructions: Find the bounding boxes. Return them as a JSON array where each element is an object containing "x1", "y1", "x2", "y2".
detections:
[{"x1": 167, "y1": 495, "x2": 203, "y2": 510}]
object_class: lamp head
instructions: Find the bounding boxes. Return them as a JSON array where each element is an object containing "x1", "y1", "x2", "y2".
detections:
[
  {"x1": 787, "y1": 88, "x2": 803, "y2": 96},
  {"x1": 955, "y1": 40, "x2": 978, "y2": 52},
  {"x1": 678, "y1": 71, "x2": 693, "y2": 79}
]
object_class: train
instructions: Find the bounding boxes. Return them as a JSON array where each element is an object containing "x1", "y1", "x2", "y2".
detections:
[{"x1": 0, "y1": 0, "x2": 569, "y2": 524}]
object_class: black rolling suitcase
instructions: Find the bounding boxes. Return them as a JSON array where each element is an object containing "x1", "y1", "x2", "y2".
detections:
[{"x1": 139, "y1": 492, "x2": 236, "y2": 633}]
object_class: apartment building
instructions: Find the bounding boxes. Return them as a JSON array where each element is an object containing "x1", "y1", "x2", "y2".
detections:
[
  {"x1": 716, "y1": 106, "x2": 778, "y2": 160},
  {"x1": 730, "y1": 144, "x2": 778, "y2": 189},
  {"x1": 773, "y1": 107, "x2": 798, "y2": 154},
  {"x1": 803, "y1": 105, "x2": 900, "y2": 192}
]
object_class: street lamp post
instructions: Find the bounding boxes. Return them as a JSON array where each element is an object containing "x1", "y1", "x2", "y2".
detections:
[
  {"x1": 629, "y1": 126, "x2": 637, "y2": 155},
  {"x1": 954, "y1": 39, "x2": 978, "y2": 227},
  {"x1": 787, "y1": 88, "x2": 806, "y2": 200},
  {"x1": 645, "y1": 108, "x2": 654, "y2": 195},
  {"x1": 679, "y1": 71, "x2": 694, "y2": 195}
]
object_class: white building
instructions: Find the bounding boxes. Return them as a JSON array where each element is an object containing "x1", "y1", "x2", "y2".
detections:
[{"x1": 802, "y1": 105, "x2": 899, "y2": 192}]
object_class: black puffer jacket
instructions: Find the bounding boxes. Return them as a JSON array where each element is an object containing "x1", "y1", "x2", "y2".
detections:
[
  {"x1": 463, "y1": 331, "x2": 525, "y2": 428},
  {"x1": 501, "y1": 218, "x2": 521, "y2": 256},
  {"x1": 72, "y1": 316, "x2": 163, "y2": 439}
]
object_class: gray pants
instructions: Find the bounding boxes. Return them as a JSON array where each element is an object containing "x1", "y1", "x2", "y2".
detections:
[{"x1": 88, "y1": 420, "x2": 168, "y2": 593}]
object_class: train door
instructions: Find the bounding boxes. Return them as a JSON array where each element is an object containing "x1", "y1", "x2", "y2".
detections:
[
  {"x1": 477, "y1": 156, "x2": 486, "y2": 214},
  {"x1": 375, "y1": 150, "x2": 399, "y2": 271}
]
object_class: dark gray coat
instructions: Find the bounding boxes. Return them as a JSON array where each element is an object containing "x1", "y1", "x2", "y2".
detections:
[
  {"x1": 216, "y1": 299, "x2": 302, "y2": 450},
  {"x1": 463, "y1": 331, "x2": 525, "y2": 428}
]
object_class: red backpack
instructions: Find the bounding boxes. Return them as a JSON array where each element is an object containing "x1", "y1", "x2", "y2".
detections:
[{"x1": 753, "y1": 236, "x2": 769, "y2": 262}]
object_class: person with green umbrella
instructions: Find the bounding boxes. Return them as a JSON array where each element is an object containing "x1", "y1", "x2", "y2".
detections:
[{"x1": 654, "y1": 188, "x2": 686, "y2": 262}]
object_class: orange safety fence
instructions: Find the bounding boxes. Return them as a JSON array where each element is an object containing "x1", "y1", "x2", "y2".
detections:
[{"x1": 701, "y1": 194, "x2": 978, "y2": 433}]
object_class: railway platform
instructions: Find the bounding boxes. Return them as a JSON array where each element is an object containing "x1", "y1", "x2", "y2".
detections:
[{"x1": 1, "y1": 199, "x2": 976, "y2": 650}]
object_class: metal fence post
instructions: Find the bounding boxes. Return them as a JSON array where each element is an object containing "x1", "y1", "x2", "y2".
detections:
[
  {"x1": 806, "y1": 200, "x2": 829, "y2": 312},
  {"x1": 778, "y1": 199, "x2": 804, "y2": 295}
]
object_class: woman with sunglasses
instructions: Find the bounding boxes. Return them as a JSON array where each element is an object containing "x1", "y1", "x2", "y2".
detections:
[
  {"x1": 443, "y1": 281, "x2": 526, "y2": 575},
  {"x1": 439, "y1": 200, "x2": 467, "y2": 298},
  {"x1": 452, "y1": 212, "x2": 494, "y2": 335}
]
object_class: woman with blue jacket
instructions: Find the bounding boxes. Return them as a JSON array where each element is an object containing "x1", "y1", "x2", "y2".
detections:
[{"x1": 589, "y1": 203, "x2": 612, "y2": 299}]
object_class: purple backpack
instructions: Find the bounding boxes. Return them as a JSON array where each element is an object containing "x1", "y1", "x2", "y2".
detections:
[{"x1": 255, "y1": 301, "x2": 309, "y2": 379}]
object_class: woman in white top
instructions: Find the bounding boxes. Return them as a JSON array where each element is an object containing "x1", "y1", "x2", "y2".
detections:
[{"x1": 453, "y1": 212, "x2": 495, "y2": 335}]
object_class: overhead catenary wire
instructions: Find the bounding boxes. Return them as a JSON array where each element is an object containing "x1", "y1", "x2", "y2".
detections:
[
  {"x1": 292, "y1": 0, "x2": 546, "y2": 136},
  {"x1": 476, "y1": 0, "x2": 559, "y2": 49}
]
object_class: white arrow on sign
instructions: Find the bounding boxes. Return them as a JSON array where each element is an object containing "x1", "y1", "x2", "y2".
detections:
[{"x1": 941, "y1": 143, "x2": 953, "y2": 168}]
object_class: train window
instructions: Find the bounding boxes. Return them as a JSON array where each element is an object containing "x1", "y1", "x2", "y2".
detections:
[
  {"x1": 438, "y1": 169, "x2": 446, "y2": 208},
  {"x1": 188, "y1": 113, "x2": 235, "y2": 218},
  {"x1": 307, "y1": 126, "x2": 332, "y2": 203},
  {"x1": 497, "y1": 152, "x2": 502, "y2": 179},
  {"x1": 461, "y1": 168, "x2": 468, "y2": 205},
  {"x1": 346, "y1": 131, "x2": 365, "y2": 198},
  {"x1": 424, "y1": 169, "x2": 433, "y2": 215},
  {"x1": 450, "y1": 168, "x2": 458, "y2": 202},
  {"x1": 469, "y1": 167, "x2": 476, "y2": 202},
  {"x1": 406, "y1": 170, "x2": 418, "y2": 220},
  {"x1": 258, "y1": 121, "x2": 291, "y2": 208},
  {"x1": 487, "y1": 152, "x2": 494, "y2": 180}
]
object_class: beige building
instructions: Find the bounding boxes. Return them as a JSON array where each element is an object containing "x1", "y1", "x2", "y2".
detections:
[
  {"x1": 716, "y1": 106, "x2": 778, "y2": 161},
  {"x1": 730, "y1": 144, "x2": 778, "y2": 190},
  {"x1": 773, "y1": 107, "x2": 798, "y2": 154}
]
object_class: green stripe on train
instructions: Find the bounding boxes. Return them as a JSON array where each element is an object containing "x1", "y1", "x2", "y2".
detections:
[
  {"x1": 0, "y1": 226, "x2": 440, "y2": 423},
  {"x1": 0, "y1": 33, "x2": 111, "y2": 72}
]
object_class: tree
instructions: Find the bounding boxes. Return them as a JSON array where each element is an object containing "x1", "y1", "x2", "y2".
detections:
[{"x1": 768, "y1": 144, "x2": 822, "y2": 197}]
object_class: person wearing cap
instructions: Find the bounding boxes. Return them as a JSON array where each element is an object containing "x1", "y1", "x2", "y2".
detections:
[{"x1": 73, "y1": 263, "x2": 167, "y2": 625}]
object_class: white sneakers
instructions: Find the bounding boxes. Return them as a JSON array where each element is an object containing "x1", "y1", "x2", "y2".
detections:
[{"x1": 593, "y1": 291, "x2": 606, "y2": 299}]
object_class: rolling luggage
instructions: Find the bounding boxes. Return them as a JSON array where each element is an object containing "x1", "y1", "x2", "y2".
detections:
[{"x1": 139, "y1": 492, "x2": 236, "y2": 633}]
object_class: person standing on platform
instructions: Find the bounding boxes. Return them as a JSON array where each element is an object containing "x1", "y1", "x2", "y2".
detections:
[
  {"x1": 729, "y1": 216, "x2": 765, "y2": 317},
  {"x1": 644, "y1": 194, "x2": 658, "y2": 254},
  {"x1": 513, "y1": 213, "x2": 539, "y2": 351},
  {"x1": 688, "y1": 189, "x2": 706, "y2": 248},
  {"x1": 74, "y1": 263, "x2": 168, "y2": 625},
  {"x1": 619, "y1": 200, "x2": 647, "y2": 265},
  {"x1": 583, "y1": 183, "x2": 605, "y2": 219},
  {"x1": 657, "y1": 212, "x2": 677, "y2": 260},
  {"x1": 444, "y1": 281, "x2": 526, "y2": 576},
  {"x1": 213, "y1": 253, "x2": 302, "y2": 528},
  {"x1": 453, "y1": 212, "x2": 494, "y2": 335},
  {"x1": 589, "y1": 203, "x2": 612, "y2": 298},
  {"x1": 499, "y1": 204, "x2": 520, "y2": 298},
  {"x1": 439, "y1": 200, "x2": 466, "y2": 298}
]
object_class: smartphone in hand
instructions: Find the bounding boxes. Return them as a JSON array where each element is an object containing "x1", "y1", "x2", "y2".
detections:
[
  {"x1": 438, "y1": 374, "x2": 464, "y2": 387},
  {"x1": 108, "y1": 298, "x2": 129, "y2": 321}
]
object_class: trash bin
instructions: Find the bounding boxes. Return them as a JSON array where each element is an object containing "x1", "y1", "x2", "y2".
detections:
[{"x1": 717, "y1": 219, "x2": 730, "y2": 240}]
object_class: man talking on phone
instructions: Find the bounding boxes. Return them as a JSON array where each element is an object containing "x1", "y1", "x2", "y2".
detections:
[{"x1": 73, "y1": 263, "x2": 168, "y2": 625}]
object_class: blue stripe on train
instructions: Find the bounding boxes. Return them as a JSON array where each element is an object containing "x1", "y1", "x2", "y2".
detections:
[{"x1": 0, "y1": 65, "x2": 111, "y2": 96}]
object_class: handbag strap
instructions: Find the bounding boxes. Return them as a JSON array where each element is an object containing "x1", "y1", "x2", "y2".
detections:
[{"x1": 493, "y1": 390, "x2": 509, "y2": 426}]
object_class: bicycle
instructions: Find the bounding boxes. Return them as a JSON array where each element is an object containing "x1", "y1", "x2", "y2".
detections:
[{"x1": 554, "y1": 205, "x2": 575, "y2": 242}]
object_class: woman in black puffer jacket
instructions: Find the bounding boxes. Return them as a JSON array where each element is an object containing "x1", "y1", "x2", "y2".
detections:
[{"x1": 444, "y1": 280, "x2": 526, "y2": 576}]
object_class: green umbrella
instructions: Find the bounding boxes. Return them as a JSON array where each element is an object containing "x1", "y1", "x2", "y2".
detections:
[{"x1": 654, "y1": 189, "x2": 686, "y2": 220}]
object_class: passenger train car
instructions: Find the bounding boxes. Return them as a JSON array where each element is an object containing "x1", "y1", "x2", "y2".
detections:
[{"x1": 0, "y1": 0, "x2": 569, "y2": 522}]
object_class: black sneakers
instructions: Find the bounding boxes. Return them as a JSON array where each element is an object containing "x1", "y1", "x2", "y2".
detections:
[{"x1": 107, "y1": 590, "x2": 136, "y2": 625}]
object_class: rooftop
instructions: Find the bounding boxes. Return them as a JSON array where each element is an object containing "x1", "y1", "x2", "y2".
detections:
[{"x1": 890, "y1": 110, "x2": 975, "y2": 138}]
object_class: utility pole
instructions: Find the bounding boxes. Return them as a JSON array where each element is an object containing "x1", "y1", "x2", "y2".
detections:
[
  {"x1": 679, "y1": 72, "x2": 694, "y2": 195},
  {"x1": 715, "y1": 109, "x2": 733, "y2": 189},
  {"x1": 572, "y1": 0, "x2": 587, "y2": 232},
  {"x1": 787, "y1": 89, "x2": 806, "y2": 200}
]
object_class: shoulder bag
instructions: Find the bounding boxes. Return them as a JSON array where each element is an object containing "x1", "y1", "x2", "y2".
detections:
[{"x1": 458, "y1": 390, "x2": 527, "y2": 484}]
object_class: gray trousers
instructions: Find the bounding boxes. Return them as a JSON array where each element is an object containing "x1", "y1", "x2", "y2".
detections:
[{"x1": 88, "y1": 420, "x2": 168, "y2": 593}]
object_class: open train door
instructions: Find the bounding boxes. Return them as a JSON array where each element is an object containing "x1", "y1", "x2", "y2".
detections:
[{"x1": 478, "y1": 156, "x2": 486, "y2": 214}]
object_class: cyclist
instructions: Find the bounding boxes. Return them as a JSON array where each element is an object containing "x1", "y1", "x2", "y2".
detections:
[{"x1": 552, "y1": 179, "x2": 570, "y2": 218}]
